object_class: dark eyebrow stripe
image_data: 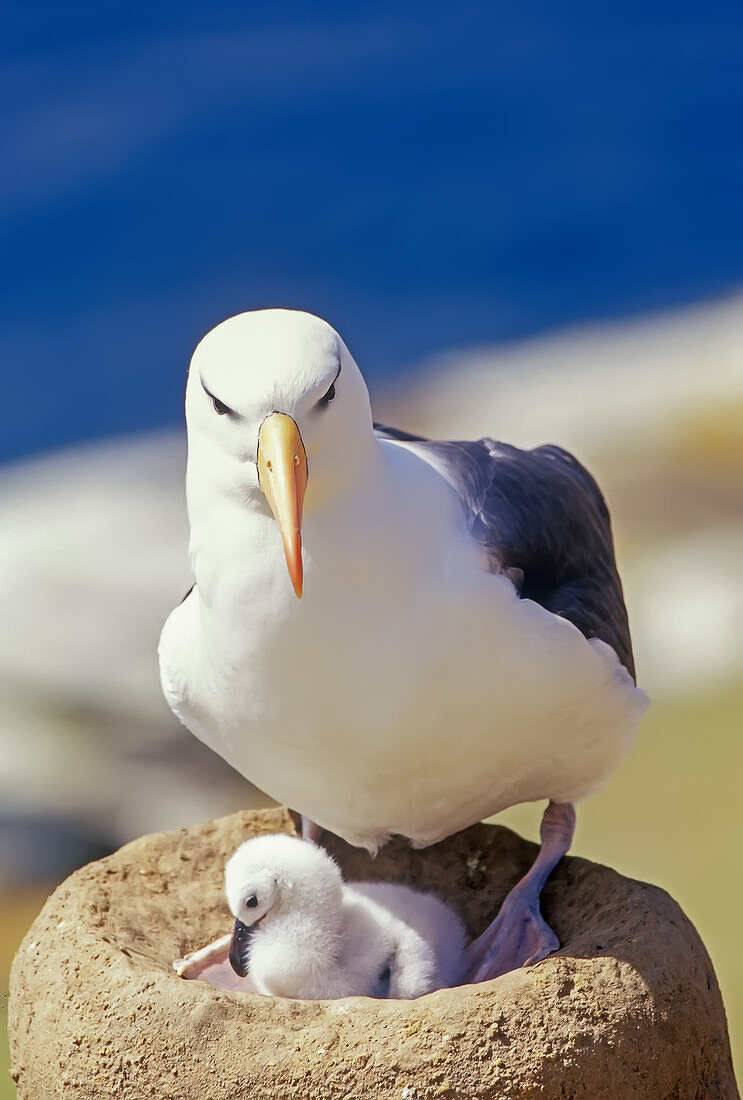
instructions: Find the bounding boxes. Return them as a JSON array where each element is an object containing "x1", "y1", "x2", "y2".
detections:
[
  {"x1": 322, "y1": 362, "x2": 342, "y2": 390},
  {"x1": 200, "y1": 376, "x2": 237, "y2": 417},
  {"x1": 315, "y1": 362, "x2": 342, "y2": 407}
]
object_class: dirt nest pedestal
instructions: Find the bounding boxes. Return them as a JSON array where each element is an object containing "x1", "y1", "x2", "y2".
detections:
[{"x1": 9, "y1": 807, "x2": 738, "y2": 1099}]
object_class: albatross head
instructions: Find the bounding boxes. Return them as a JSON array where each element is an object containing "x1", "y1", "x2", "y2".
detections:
[
  {"x1": 224, "y1": 833, "x2": 344, "y2": 977},
  {"x1": 185, "y1": 309, "x2": 373, "y2": 598}
]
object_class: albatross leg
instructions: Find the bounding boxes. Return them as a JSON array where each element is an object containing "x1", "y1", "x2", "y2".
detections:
[
  {"x1": 287, "y1": 808, "x2": 326, "y2": 844},
  {"x1": 464, "y1": 800, "x2": 575, "y2": 983},
  {"x1": 301, "y1": 814, "x2": 325, "y2": 845}
]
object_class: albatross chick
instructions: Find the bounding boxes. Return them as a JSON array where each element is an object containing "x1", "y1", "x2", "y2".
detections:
[{"x1": 221, "y1": 834, "x2": 466, "y2": 999}]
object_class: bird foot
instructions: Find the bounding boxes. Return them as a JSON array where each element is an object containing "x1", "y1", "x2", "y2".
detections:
[
  {"x1": 463, "y1": 884, "x2": 559, "y2": 984},
  {"x1": 173, "y1": 933, "x2": 257, "y2": 992}
]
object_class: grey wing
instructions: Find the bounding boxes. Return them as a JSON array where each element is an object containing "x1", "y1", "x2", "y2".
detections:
[{"x1": 374, "y1": 424, "x2": 636, "y2": 680}]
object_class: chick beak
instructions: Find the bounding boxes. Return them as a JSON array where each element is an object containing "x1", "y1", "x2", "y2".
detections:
[
  {"x1": 228, "y1": 918, "x2": 252, "y2": 977},
  {"x1": 257, "y1": 413, "x2": 308, "y2": 599}
]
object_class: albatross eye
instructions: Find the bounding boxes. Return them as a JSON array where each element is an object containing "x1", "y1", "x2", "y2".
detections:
[
  {"x1": 212, "y1": 395, "x2": 230, "y2": 416},
  {"x1": 245, "y1": 894, "x2": 258, "y2": 908},
  {"x1": 317, "y1": 380, "x2": 335, "y2": 408}
]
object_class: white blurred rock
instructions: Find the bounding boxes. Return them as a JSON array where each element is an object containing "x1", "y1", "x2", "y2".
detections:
[
  {"x1": 0, "y1": 432, "x2": 188, "y2": 728},
  {"x1": 630, "y1": 526, "x2": 743, "y2": 696},
  {"x1": 387, "y1": 292, "x2": 743, "y2": 460}
]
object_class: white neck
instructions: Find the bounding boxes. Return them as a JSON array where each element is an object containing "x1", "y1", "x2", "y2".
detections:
[{"x1": 185, "y1": 430, "x2": 384, "y2": 609}]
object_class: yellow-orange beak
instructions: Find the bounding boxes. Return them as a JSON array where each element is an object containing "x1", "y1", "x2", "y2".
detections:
[{"x1": 257, "y1": 413, "x2": 308, "y2": 599}]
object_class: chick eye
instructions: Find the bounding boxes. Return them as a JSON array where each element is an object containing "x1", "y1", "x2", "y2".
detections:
[
  {"x1": 212, "y1": 395, "x2": 230, "y2": 416},
  {"x1": 317, "y1": 380, "x2": 335, "y2": 408},
  {"x1": 246, "y1": 894, "x2": 258, "y2": 908}
]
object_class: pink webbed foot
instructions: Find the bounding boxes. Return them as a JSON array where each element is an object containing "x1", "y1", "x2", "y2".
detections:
[
  {"x1": 464, "y1": 884, "x2": 559, "y2": 982},
  {"x1": 464, "y1": 800, "x2": 575, "y2": 984}
]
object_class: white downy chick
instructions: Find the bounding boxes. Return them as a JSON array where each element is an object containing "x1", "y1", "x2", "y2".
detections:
[{"x1": 224, "y1": 834, "x2": 466, "y2": 1000}]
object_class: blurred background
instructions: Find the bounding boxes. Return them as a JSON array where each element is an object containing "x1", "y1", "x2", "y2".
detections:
[{"x1": 2, "y1": 1, "x2": 742, "y2": 1091}]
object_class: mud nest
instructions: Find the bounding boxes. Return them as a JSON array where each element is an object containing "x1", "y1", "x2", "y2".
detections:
[{"x1": 9, "y1": 807, "x2": 738, "y2": 1099}]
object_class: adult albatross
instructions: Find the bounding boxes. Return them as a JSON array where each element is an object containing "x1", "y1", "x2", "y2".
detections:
[{"x1": 160, "y1": 308, "x2": 647, "y2": 983}]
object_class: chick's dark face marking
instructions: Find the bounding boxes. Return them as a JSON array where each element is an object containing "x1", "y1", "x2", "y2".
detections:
[{"x1": 228, "y1": 918, "x2": 253, "y2": 977}]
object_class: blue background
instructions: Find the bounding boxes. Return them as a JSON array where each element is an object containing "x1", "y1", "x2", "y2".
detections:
[{"x1": 3, "y1": 1, "x2": 743, "y2": 461}]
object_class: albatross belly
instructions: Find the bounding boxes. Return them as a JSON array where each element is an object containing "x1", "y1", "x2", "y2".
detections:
[{"x1": 161, "y1": 557, "x2": 647, "y2": 854}]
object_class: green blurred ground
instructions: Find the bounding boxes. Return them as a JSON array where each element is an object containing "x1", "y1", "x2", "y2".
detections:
[{"x1": 2, "y1": 679, "x2": 741, "y2": 1095}]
